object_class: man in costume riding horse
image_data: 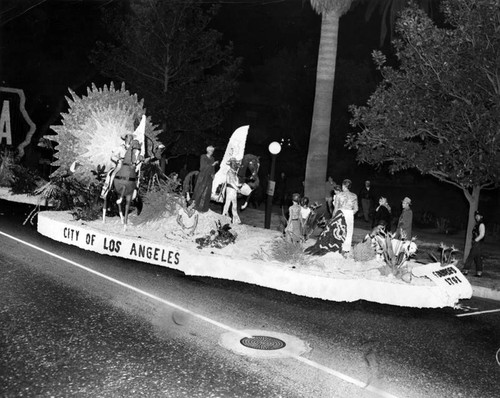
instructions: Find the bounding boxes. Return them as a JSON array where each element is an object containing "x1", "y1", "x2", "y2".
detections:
[{"x1": 101, "y1": 120, "x2": 145, "y2": 226}]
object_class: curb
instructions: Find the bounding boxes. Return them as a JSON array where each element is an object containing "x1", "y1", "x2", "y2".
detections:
[{"x1": 471, "y1": 285, "x2": 500, "y2": 302}]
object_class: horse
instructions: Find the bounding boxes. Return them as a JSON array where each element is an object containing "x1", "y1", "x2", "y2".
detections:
[
  {"x1": 101, "y1": 136, "x2": 143, "y2": 227},
  {"x1": 237, "y1": 154, "x2": 260, "y2": 210}
]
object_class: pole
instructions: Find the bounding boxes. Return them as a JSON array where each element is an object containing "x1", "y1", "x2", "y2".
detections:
[{"x1": 265, "y1": 153, "x2": 277, "y2": 229}]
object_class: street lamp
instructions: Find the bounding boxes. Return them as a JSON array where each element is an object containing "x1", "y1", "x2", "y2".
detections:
[{"x1": 265, "y1": 141, "x2": 281, "y2": 229}]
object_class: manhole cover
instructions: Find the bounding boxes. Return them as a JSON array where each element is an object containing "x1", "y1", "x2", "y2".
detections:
[{"x1": 240, "y1": 335, "x2": 286, "y2": 350}]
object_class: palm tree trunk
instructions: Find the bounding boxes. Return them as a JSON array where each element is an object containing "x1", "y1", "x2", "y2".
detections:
[{"x1": 304, "y1": 10, "x2": 340, "y2": 206}]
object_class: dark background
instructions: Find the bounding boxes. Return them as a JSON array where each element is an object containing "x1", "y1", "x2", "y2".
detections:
[{"x1": 1, "y1": 0, "x2": 499, "y2": 231}]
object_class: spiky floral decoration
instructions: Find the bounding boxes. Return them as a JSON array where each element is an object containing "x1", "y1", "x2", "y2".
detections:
[{"x1": 47, "y1": 82, "x2": 162, "y2": 180}]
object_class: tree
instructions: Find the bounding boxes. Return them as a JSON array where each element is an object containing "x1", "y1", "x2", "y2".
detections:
[
  {"x1": 90, "y1": 0, "x2": 241, "y2": 161},
  {"x1": 362, "y1": 0, "x2": 440, "y2": 46},
  {"x1": 304, "y1": 0, "x2": 434, "y2": 205},
  {"x1": 304, "y1": 0, "x2": 354, "y2": 206},
  {"x1": 348, "y1": 0, "x2": 500, "y2": 258}
]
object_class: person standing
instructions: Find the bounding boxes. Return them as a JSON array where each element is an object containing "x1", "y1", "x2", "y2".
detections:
[
  {"x1": 285, "y1": 193, "x2": 303, "y2": 243},
  {"x1": 372, "y1": 196, "x2": 391, "y2": 229},
  {"x1": 324, "y1": 176, "x2": 336, "y2": 216},
  {"x1": 274, "y1": 171, "x2": 288, "y2": 209},
  {"x1": 333, "y1": 179, "x2": 358, "y2": 256},
  {"x1": 331, "y1": 184, "x2": 342, "y2": 215},
  {"x1": 192, "y1": 145, "x2": 219, "y2": 212},
  {"x1": 463, "y1": 210, "x2": 486, "y2": 277},
  {"x1": 358, "y1": 180, "x2": 375, "y2": 223},
  {"x1": 395, "y1": 197, "x2": 413, "y2": 240}
]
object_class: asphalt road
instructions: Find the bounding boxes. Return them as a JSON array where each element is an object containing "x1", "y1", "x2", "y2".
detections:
[{"x1": 1, "y1": 201, "x2": 500, "y2": 398}]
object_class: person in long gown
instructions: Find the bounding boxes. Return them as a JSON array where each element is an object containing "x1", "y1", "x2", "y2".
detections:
[
  {"x1": 304, "y1": 210, "x2": 347, "y2": 256},
  {"x1": 193, "y1": 146, "x2": 219, "y2": 212},
  {"x1": 333, "y1": 179, "x2": 358, "y2": 255},
  {"x1": 285, "y1": 193, "x2": 303, "y2": 243}
]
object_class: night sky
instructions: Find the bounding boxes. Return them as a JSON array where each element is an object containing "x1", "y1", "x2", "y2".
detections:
[
  {"x1": 0, "y1": 0, "x2": 381, "y2": 166},
  {"x1": 0, "y1": 0, "x2": 481, "y2": 222}
]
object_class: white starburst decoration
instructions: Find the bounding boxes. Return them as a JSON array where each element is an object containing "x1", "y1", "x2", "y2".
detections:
[{"x1": 46, "y1": 83, "x2": 161, "y2": 180}]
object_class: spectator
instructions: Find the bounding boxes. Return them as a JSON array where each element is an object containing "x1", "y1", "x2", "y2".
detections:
[
  {"x1": 395, "y1": 197, "x2": 413, "y2": 240},
  {"x1": 358, "y1": 180, "x2": 375, "y2": 223},
  {"x1": 462, "y1": 210, "x2": 486, "y2": 277},
  {"x1": 372, "y1": 196, "x2": 391, "y2": 229},
  {"x1": 274, "y1": 171, "x2": 288, "y2": 209}
]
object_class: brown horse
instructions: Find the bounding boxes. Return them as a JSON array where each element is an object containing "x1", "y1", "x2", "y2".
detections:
[
  {"x1": 238, "y1": 154, "x2": 260, "y2": 210},
  {"x1": 102, "y1": 137, "x2": 143, "y2": 227}
]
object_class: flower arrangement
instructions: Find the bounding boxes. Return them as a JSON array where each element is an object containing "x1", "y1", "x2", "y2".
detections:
[
  {"x1": 195, "y1": 221, "x2": 237, "y2": 249},
  {"x1": 373, "y1": 230, "x2": 418, "y2": 282}
]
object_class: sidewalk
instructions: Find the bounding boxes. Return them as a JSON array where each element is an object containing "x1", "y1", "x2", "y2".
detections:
[{"x1": 235, "y1": 205, "x2": 500, "y2": 303}]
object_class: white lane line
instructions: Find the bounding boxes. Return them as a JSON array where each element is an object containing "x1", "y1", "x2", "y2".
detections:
[
  {"x1": 456, "y1": 308, "x2": 500, "y2": 317},
  {"x1": 294, "y1": 356, "x2": 399, "y2": 398},
  {"x1": 0, "y1": 230, "x2": 249, "y2": 338},
  {"x1": 1, "y1": 230, "x2": 399, "y2": 398}
]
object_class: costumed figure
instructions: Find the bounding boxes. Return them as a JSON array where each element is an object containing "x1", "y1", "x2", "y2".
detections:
[
  {"x1": 285, "y1": 193, "x2": 303, "y2": 243},
  {"x1": 300, "y1": 198, "x2": 324, "y2": 241},
  {"x1": 333, "y1": 178, "x2": 358, "y2": 255},
  {"x1": 222, "y1": 158, "x2": 242, "y2": 224},
  {"x1": 395, "y1": 197, "x2": 413, "y2": 240},
  {"x1": 462, "y1": 210, "x2": 485, "y2": 277},
  {"x1": 304, "y1": 209, "x2": 347, "y2": 256},
  {"x1": 193, "y1": 145, "x2": 219, "y2": 212},
  {"x1": 211, "y1": 126, "x2": 260, "y2": 215},
  {"x1": 300, "y1": 196, "x2": 312, "y2": 229},
  {"x1": 101, "y1": 115, "x2": 146, "y2": 227},
  {"x1": 212, "y1": 126, "x2": 249, "y2": 202},
  {"x1": 176, "y1": 199, "x2": 199, "y2": 237}
]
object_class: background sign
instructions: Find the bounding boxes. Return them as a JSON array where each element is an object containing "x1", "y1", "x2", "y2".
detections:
[{"x1": 0, "y1": 87, "x2": 36, "y2": 158}]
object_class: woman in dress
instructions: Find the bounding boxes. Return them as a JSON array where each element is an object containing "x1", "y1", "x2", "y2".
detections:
[
  {"x1": 285, "y1": 193, "x2": 303, "y2": 243},
  {"x1": 304, "y1": 179, "x2": 357, "y2": 256},
  {"x1": 193, "y1": 146, "x2": 219, "y2": 212},
  {"x1": 333, "y1": 179, "x2": 358, "y2": 255}
]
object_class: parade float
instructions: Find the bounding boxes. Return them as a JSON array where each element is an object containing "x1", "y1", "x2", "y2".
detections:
[{"x1": 1, "y1": 83, "x2": 472, "y2": 308}]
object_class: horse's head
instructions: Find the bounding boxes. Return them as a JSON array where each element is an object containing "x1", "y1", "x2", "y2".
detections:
[{"x1": 246, "y1": 155, "x2": 260, "y2": 177}]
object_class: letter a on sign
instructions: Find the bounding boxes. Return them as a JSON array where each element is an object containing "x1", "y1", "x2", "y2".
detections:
[
  {"x1": 0, "y1": 100, "x2": 12, "y2": 145},
  {"x1": 0, "y1": 87, "x2": 36, "y2": 158}
]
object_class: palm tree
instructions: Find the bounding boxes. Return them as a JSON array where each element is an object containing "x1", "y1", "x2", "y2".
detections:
[
  {"x1": 304, "y1": 0, "x2": 354, "y2": 206},
  {"x1": 304, "y1": 0, "x2": 439, "y2": 206}
]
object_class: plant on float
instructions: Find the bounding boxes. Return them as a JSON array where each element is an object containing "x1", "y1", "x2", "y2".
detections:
[{"x1": 373, "y1": 232, "x2": 418, "y2": 282}]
